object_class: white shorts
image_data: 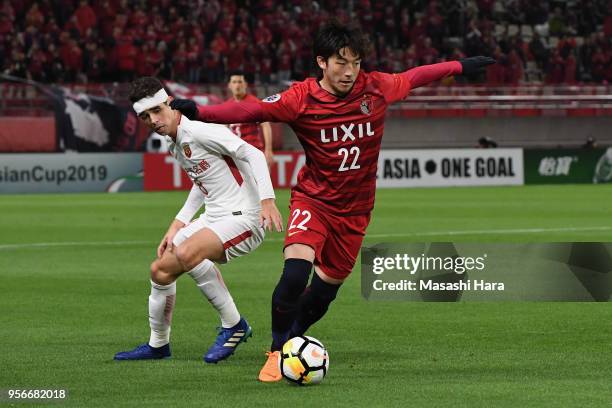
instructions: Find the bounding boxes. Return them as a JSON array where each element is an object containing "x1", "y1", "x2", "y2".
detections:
[{"x1": 172, "y1": 212, "x2": 265, "y2": 262}]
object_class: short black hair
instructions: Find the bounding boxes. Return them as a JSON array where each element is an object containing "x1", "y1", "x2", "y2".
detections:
[
  {"x1": 313, "y1": 20, "x2": 370, "y2": 64},
  {"x1": 227, "y1": 70, "x2": 252, "y2": 84},
  {"x1": 128, "y1": 77, "x2": 164, "y2": 103}
]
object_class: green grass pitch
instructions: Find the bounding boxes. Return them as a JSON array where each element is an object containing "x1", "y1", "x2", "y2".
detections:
[{"x1": 1, "y1": 185, "x2": 611, "y2": 407}]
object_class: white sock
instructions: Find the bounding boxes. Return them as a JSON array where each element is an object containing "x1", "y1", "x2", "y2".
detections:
[
  {"x1": 188, "y1": 259, "x2": 240, "y2": 328},
  {"x1": 148, "y1": 280, "x2": 176, "y2": 348}
]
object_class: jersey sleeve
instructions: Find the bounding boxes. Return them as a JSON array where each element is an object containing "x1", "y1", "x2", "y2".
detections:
[
  {"x1": 370, "y1": 71, "x2": 413, "y2": 104},
  {"x1": 234, "y1": 143, "x2": 276, "y2": 200},
  {"x1": 190, "y1": 123, "x2": 247, "y2": 156},
  {"x1": 197, "y1": 102, "x2": 264, "y2": 124},
  {"x1": 175, "y1": 184, "x2": 205, "y2": 224},
  {"x1": 372, "y1": 61, "x2": 463, "y2": 104},
  {"x1": 399, "y1": 61, "x2": 462, "y2": 91},
  {"x1": 258, "y1": 85, "x2": 303, "y2": 122}
]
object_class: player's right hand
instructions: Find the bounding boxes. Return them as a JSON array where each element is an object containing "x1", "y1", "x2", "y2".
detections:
[
  {"x1": 157, "y1": 220, "x2": 185, "y2": 258},
  {"x1": 157, "y1": 233, "x2": 174, "y2": 258},
  {"x1": 170, "y1": 99, "x2": 198, "y2": 120}
]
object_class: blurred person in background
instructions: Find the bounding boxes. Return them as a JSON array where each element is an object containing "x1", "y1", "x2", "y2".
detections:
[{"x1": 226, "y1": 71, "x2": 275, "y2": 169}]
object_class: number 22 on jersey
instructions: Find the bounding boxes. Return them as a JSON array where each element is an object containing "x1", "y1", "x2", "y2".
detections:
[{"x1": 337, "y1": 146, "x2": 361, "y2": 171}]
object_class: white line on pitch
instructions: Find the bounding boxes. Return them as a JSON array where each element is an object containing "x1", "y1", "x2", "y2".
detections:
[
  {"x1": 0, "y1": 240, "x2": 152, "y2": 250},
  {"x1": 363, "y1": 226, "x2": 612, "y2": 238},
  {"x1": 267, "y1": 226, "x2": 612, "y2": 241},
  {"x1": 0, "y1": 226, "x2": 610, "y2": 251}
]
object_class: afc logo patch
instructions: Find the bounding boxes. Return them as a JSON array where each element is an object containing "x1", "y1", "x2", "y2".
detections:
[
  {"x1": 360, "y1": 97, "x2": 373, "y2": 115},
  {"x1": 262, "y1": 93, "x2": 281, "y2": 103},
  {"x1": 182, "y1": 143, "x2": 192, "y2": 158}
]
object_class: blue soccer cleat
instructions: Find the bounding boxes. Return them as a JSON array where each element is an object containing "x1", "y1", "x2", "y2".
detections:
[
  {"x1": 114, "y1": 343, "x2": 171, "y2": 360},
  {"x1": 204, "y1": 317, "x2": 252, "y2": 363}
]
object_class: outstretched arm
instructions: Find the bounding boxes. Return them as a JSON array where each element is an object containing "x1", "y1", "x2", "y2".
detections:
[
  {"x1": 199, "y1": 101, "x2": 264, "y2": 124},
  {"x1": 171, "y1": 87, "x2": 302, "y2": 123},
  {"x1": 381, "y1": 56, "x2": 495, "y2": 103},
  {"x1": 170, "y1": 99, "x2": 264, "y2": 123},
  {"x1": 400, "y1": 61, "x2": 462, "y2": 89},
  {"x1": 401, "y1": 56, "x2": 495, "y2": 89}
]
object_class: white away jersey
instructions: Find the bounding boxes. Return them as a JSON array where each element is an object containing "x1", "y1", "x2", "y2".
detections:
[{"x1": 167, "y1": 115, "x2": 265, "y2": 219}]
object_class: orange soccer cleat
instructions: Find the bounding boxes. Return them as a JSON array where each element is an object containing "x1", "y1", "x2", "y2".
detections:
[{"x1": 258, "y1": 351, "x2": 282, "y2": 382}]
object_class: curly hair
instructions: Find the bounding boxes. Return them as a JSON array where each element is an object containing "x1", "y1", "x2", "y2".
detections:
[{"x1": 128, "y1": 77, "x2": 164, "y2": 103}]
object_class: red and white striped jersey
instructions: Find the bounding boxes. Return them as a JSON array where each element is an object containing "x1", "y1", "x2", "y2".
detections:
[{"x1": 258, "y1": 71, "x2": 412, "y2": 215}]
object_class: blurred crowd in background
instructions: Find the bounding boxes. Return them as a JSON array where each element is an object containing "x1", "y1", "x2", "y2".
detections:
[{"x1": 1, "y1": 0, "x2": 611, "y2": 85}]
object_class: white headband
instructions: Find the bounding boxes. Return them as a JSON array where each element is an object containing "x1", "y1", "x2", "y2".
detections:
[{"x1": 133, "y1": 88, "x2": 169, "y2": 115}]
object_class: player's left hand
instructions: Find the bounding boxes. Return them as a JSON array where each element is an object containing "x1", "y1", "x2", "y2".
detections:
[
  {"x1": 459, "y1": 56, "x2": 496, "y2": 76},
  {"x1": 170, "y1": 98, "x2": 198, "y2": 120},
  {"x1": 260, "y1": 198, "x2": 283, "y2": 232}
]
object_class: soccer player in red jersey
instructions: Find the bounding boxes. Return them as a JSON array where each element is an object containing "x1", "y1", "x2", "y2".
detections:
[
  {"x1": 172, "y1": 21, "x2": 494, "y2": 381},
  {"x1": 226, "y1": 71, "x2": 275, "y2": 168}
]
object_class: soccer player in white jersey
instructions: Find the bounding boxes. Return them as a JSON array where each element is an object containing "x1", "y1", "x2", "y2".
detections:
[{"x1": 114, "y1": 77, "x2": 283, "y2": 363}]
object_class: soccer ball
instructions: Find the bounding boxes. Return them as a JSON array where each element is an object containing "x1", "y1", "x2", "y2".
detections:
[{"x1": 279, "y1": 336, "x2": 329, "y2": 385}]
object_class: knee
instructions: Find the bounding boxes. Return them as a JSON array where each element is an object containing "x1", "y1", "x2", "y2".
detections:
[
  {"x1": 284, "y1": 244, "x2": 315, "y2": 262},
  {"x1": 150, "y1": 260, "x2": 161, "y2": 281},
  {"x1": 150, "y1": 260, "x2": 173, "y2": 285}
]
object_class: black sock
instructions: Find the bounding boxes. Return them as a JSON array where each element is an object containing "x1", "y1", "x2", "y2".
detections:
[
  {"x1": 271, "y1": 258, "x2": 312, "y2": 350},
  {"x1": 290, "y1": 272, "x2": 341, "y2": 337}
]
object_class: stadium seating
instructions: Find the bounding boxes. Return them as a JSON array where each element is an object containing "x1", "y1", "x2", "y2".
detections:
[{"x1": 1, "y1": 0, "x2": 610, "y2": 85}]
